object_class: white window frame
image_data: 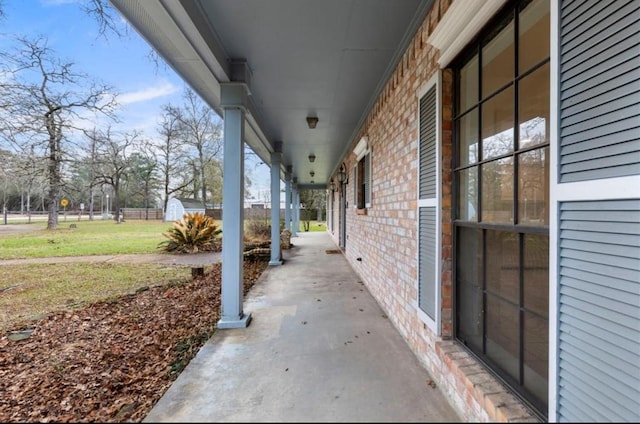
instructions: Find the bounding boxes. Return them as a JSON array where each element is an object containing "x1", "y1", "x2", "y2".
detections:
[{"x1": 354, "y1": 137, "x2": 372, "y2": 210}]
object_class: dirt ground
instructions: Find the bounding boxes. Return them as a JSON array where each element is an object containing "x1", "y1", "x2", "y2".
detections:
[
  {"x1": 0, "y1": 224, "x2": 42, "y2": 235},
  {"x1": 0, "y1": 251, "x2": 222, "y2": 267},
  {"x1": 0, "y1": 257, "x2": 269, "y2": 423}
]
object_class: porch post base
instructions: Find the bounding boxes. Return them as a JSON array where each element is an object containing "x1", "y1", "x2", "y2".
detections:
[{"x1": 217, "y1": 312, "x2": 252, "y2": 329}]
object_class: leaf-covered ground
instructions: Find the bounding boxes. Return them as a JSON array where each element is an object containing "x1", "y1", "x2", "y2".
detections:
[{"x1": 0, "y1": 258, "x2": 269, "y2": 423}]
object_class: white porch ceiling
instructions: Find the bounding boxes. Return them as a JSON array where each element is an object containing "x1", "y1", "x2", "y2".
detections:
[{"x1": 109, "y1": 0, "x2": 433, "y2": 189}]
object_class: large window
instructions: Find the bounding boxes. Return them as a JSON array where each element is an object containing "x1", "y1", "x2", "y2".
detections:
[{"x1": 453, "y1": 0, "x2": 550, "y2": 418}]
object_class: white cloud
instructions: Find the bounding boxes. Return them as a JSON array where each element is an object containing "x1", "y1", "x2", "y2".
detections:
[{"x1": 118, "y1": 82, "x2": 179, "y2": 105}]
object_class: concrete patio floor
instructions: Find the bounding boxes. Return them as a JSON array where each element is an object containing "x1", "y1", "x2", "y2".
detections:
[{"x1": 144, "y1": 231, "x2": 462, "y2": 423}]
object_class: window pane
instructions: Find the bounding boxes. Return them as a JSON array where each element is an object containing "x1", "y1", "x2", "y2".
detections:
[
  {"x1": 486, "y1": 230, "x2": 519, "y2": 304},
  {"x1": 460, "y1": 55, "x2": 479, "y2": 112},
  {"x1": 524, "y1": 311, "x2": 548, "y2": 408},
  {"x1": 482, "y1": 18, "x2": 514, "y2": 97},
  {"x1": 486, "y1": 294, "x2": 519, "y2": 381},
  {"x1": 456, "y1": 227, "x2": 483, "y2": 351},
  {"x1": 519, "y1": 63, "x2": 549, "y2": 149},
  {"x1": 364, "y1": 153, "x2": 371, "y2": 206},
  {"x1": 459, "y1": 108, "x2": 479, "y2": 166},
  {"x1": 523, "y1": 234, "x2": 548, "y2": 317},
  {"x1": 457, "y1": 167, "x2": 478, "y2": 221},
  {"x1": 519, "y1": 0, "x2": 550, "y2": 73},
  {"x1": 357, "y1": 157, "x2": 365, "y2": 209},
  {"x1": 482, "y1": 86, "x2": 514, "y2": 160},
  {"x1": 518, "y1": 147, "x2": 549, "y2": 225},
  {"x1": 481, "y1": 157, "x2": 514, "y2": 223}
]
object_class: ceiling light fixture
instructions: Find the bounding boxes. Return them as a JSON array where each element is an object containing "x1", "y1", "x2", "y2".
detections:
[
  {"x1": 308, "y1": 153, "x2": 316, "y2": 163},
  {"x1": 306, "y1": 116, "x2": 318, "y2": 129}
]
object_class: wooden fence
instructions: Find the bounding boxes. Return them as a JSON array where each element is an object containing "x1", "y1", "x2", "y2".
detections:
[{"x1": 121, "y1": 208, "x2": 164, "y2": 220}]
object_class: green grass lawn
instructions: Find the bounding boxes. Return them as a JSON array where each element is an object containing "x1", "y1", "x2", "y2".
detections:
[
  {"x1": 0, "y1": 218, "x2": 215, "y2": 331},
  {"x1": 299, "y1": 220, "x2": 326, "y2": 232},
  {"x1": 0, "y1": 219, "x2": 215, "y2": 259},
  {"x1": 0, "y1": 218, "x2": 327, "y2": 260}
]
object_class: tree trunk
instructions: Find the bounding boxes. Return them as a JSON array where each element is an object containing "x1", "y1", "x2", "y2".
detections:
[{"x1": 46, "y1": 152, "x2": 60, "y2": 230}]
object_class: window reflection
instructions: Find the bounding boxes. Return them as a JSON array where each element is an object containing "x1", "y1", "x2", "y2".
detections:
[
  {"x1": 482, "y1": 87, "x2": 514, "y2": 160},
  {"x1": 460, "y1": 55, "x2": 479, "y2": 113},
  {"x1": 458, "y1": 167, "x2": 478, "y2": 221},
  {"x1": 482, "y1": 157, "x2": 514, "y2": 223},
  {"x1": 519, "y1": 63, "x2": 549, "y2": 148},
  {"x1": 460, "y1": 109, "x2": 479, "y2": 166},
  {"x1": 482, "y1": 18, "x2": 514, "y2": 96},
  {"x1": 456, "y1": 227, "x2": 483, "y2": 351},
  {"x1": 519, "y1": 0, "x2": 550, "y2": 73},
  {"x1": 518, "y1": 147, "x2": 549, "y2": 225}
]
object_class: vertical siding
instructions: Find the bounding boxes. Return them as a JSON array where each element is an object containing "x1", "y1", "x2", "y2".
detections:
[
  {"x1": 558, "y1": 0, "x2": 640, "y2": 182},
  {"x1": 557, "y1": 199, "x2": 640, "y2": 422}
]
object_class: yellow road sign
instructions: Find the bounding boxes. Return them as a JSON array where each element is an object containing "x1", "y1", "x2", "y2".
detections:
[{"x1": 61, "y1": 198, "x2": 68, "y2": 207}]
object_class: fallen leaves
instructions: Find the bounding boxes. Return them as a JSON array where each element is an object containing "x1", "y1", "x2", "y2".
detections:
[{"x1": 0, "y1": 258, "x2": 268, "y2": 423}]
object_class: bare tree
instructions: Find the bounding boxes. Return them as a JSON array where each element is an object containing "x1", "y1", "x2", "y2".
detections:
[
  {"x1": 299, "y1": 189, "x2": 326, "y2": 231},
  {"x1": 82, "y1": 128, "x2": 102, "y2": 220},
  {"x1": 205, "y1": 158, "x2": 223, "y2": 207},
  {"x1": 126, "y1": 142, "x2": 160, "y2": 219},
  {"x1": 15, "y1": 146, "x2": 48, "y2": 223},
  {"x1": 155, "y1": 104, "x2": 193, "y2": 212},
  {"x1": 0, "y1": 149, "x2": 15, "y2": 223},
  {"x1": 80, "y1": 0, "x2": 169, "y2": 75},
  {"x1": 93, "y1": 126, "x2": 140, "y2": 224},
  {"x1": 0, "y1": 36, "x2": 117, "y2": 229},
  {"x1": 80, "y1": 0, "x2": 128, "y2": 39},
  {"x1": 176, "y1": 88, "x2": 223, "y2": 204}
]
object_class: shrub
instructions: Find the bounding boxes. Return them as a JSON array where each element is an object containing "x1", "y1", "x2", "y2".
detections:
[
  {"x1": 244, "y1": 219, "x2": 271, "y2": 242},
  {"x1": 158, "y1": 212, "x2": 221, "y2": 253}
]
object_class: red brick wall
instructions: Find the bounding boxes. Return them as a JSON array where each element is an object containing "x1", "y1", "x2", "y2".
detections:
[{"x1": 329, "y1": 0, "x2": 541, "y2": 422}]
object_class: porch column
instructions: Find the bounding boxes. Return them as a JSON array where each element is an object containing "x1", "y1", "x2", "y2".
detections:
[
  {"x1": 292, "y1": 181, "x2": 299, "y2": 237},
  {"x1": 284, "y1": 170, "x2": 292, "y2": 233},
  {"x1": 218, "y1": 82, "x2": 251, "y2": 329},
  {"x1": 269, "y1": 147, "x2": 282, "y2": 266}
]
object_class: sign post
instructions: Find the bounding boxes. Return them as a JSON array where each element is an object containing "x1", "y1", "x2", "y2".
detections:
[{"x1": 61, "y1": 198, "x2": 68, "y2": 221}]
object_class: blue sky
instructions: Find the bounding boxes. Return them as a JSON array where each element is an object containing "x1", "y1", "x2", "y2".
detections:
[
  {"x1": 0, "y1": 0, "x2": 271, "y2": 195},
  {"x1": 1, "y1": 0, "x2": 184, "y2": 135}
]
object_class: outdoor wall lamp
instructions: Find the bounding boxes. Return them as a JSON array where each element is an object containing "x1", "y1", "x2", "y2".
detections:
[
  {"x1": 337, "y1": 164, "x2": 347, "y2": 184},
  {"x1": 308, "y1": 153, "x2": 316, "y2": 162},
  {"x1": 306, "y1": 116, "x2": 318, "y2": 129},
  {"x1": 310, "y1": 171, "x2": 315, "y2": 177}
]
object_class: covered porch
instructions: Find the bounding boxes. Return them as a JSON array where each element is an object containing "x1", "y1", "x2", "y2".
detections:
[{"x1": 108, "y1": 0, "x2": 433, "y2": 329}]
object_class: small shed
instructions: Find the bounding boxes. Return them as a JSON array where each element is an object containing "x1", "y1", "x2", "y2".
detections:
[{"x1": 164, "y1": 197, "x2": 205, "y2": 222}]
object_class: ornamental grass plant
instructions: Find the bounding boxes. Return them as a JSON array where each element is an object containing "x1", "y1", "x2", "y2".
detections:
[{"x1": 158, "y1": 212, "x2": 221, "y2": 254}]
